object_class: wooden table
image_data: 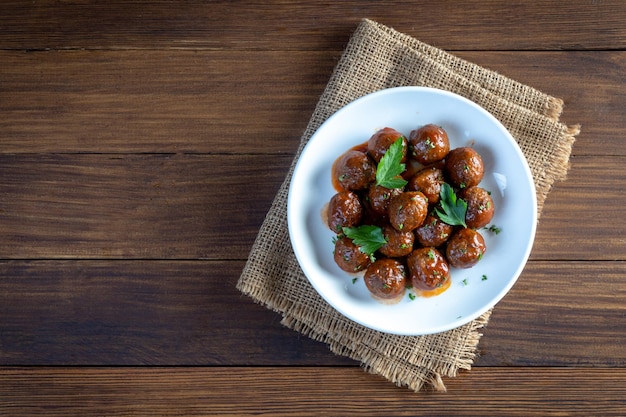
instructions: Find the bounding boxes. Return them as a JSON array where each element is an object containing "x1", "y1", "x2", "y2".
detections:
[{"x1": 1, "y1": 1, "x2": 624, "y2": 415}]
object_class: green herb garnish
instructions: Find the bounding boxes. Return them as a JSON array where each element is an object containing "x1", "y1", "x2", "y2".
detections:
[
  {"x1": 484, "y1": 224, "x2": 502, "y2": 235},
  {"x1": 408, "y1": 293, "x2": 416, "y2": 301},
  {"x1": 342, "y1": 225, "x2": 387, "y2": 261},
  {"x1": 425, "y1": 137, "x2": 435, "y2": 149},
  {"x1": 375, "y1": 137, "x2": 408, "y2": 189},
  {"x1": 435, "y1": 183, "x2": 468, "y2": 227}
]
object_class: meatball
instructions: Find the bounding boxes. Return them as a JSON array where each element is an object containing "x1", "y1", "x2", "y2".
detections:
[
  {"x1": 366, "y1": 184, "x2": 402, "y2": 220},
  {"x1": 327, "y1": 191, "x2": 363, "y2": 233},
  {"x1": 333, "y1": 236, "x2": 372, "y2": 273},
  {"x1": 415, "y1": 214, "x2": 454, "y2": 247},
  {"x1": 388, "y1": 191, "x2": 429, "y2": 232},
  {"x1": 409, "y1": 124, "x2": 450, "y2": 165},
  {"x1": 445, "y1": 147, "x2": 484, "y2": 189},
  {"x1": 364, "y1": 258, "x2": 407, "y2": 300},
  {"x1": 379, "y1": 224, "x2": 414, "y2": 258},
  {"x1": 406, "y1": 247, "x2": 450, "y2": 291},
  {"x1": 446, "y1": 228, "x2": 486, "y2": 269},
  {"x1": 407, "y1": 166, "x2": 445, "y2": 204},
  {"x1": 332, "y1": 149, "x2": 376, "y2": 191},
  {"x1": 459, "y1": 186, "x2": 494, "y2": 229},
  {"x1": 367, "y1": 127, "x2": 408, "y2": 164}
]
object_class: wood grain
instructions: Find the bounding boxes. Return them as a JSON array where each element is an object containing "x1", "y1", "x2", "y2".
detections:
[
  {"x1": 0, "y1": 50, "x2": 331, "y2": 154},
  {"x1": 0, "y1": 154, "x2": 288, "y2": 259},
  {"x1": 0, "y1": 367, "x2": 624, "y2": 416},
  {"x1": 0, "y1": 154, "x2": 623, "y2": 261},
  {"x1": 0, "y1": 260, "x2": 623, "y2": 366},
  {"x1": 531, "y1": 155, "x2": 626, "y2": 261},
  {"x1": 0, "y1": 0, "x2": 624, "y2": 413},
  {"x1": 0, "y1": 260, "x2": 350, "y2": 366},
  {"x1": 0, "y1": 50, "x2": 624, "y2": 155},
  {"x1": 1, "y1": 1, "x2": 625, "y2": 51},
  {"x1": 476, "y1": 261, "x2": 626, "y2": 366}
]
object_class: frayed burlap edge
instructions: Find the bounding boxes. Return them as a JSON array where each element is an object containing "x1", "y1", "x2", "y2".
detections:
[
  {"x1": 237, "y1": 19, "x2": 579, "y2": 392},
  {"x1": 282, "y1": 306, "x2": 491, "y2": 392}
]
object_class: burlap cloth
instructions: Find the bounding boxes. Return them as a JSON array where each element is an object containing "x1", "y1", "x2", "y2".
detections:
[{"x1": 237, "y1": 19, "x2": 579, "y2": 392}]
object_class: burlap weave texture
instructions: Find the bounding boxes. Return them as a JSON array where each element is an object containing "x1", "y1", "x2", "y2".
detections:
[{"x1": 237, "y1": 19, "x2": 579, "y2": 392}]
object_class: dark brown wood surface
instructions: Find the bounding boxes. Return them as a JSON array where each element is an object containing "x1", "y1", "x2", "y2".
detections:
[{"x1": 1, "y1": 1, "x2": 625, "y2": 415}]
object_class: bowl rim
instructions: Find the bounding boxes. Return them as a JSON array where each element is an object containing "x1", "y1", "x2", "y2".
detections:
[{"x1": 287, "y1": 86, "x2": 538, "y2": 335}]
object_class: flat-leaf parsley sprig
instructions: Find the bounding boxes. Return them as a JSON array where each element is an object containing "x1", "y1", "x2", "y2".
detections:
[
  {"x1": 435, "y1": 183, "x2": 468, "y2": 227},
  {"x1": 375, "y1": 137, "x2": 408, "y2": 189},
  {"x1": 342, "y1": 225, "x2": 387, "y2": 261}
]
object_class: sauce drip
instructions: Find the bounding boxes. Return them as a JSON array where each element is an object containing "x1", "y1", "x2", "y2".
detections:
[{"x1": 413, "y1": 277, "x2": 451, "y2": 298}]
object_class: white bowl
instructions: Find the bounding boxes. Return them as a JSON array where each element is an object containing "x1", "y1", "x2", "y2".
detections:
[{"x1": 287, "y1": 87, "x2": 537, "y2": 335}]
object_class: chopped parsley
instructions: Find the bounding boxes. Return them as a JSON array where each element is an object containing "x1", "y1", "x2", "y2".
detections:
[{"x1": 484, "y1": 224, "x2": 502, "y2": 235}]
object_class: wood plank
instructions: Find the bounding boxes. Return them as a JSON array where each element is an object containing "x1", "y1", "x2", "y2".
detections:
[
  {"x1": 0, "y1": 260, "x2": 352, "y2": 366},
  {"x1": 0, "y1": 50, "x2": 332, "y2": 154},
  {"x1": 0, "y1": 154, "x2": 623, "y2": 261},
  {"x1": 0, "y1": 2, "x2": 621, "y2": 414},
  {"x1": 531, "y1": 155, "x2": 626, "y2": 261},
  {"x1": 0, "y1": 367, "x2": 624, "y2": 416},
  {"x1": 0, "y1": 154, "x2": 289, "y2": 259},
  {"x1": 0, "y1": 260, "x2": 623, "y2": 366},
  {"x1": 1, "y1": 1, "x2": 625, "y2": 51},
  {"x1": 476, "y1": 261, "x2": 626, "y2": 366},
  {"x1": 0, "y1": 50, "x2": 624, "y2": 155}
]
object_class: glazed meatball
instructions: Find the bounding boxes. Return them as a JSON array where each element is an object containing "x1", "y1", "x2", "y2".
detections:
[
  {"x1": 364, "y1": 258, "x2": 407, "y2": 300},
  {"x1": 407, "y1": 166, "x2": 445, "y2": 204},
  {"x1": 415, "y1": 214, "x2": 454, "y2": 247},
  {"x1": 445, "y1": 147, "x2": 484, "y2": 189},
  {"x1": 379, "y1": 224, "x2": 414, "y2": 258},
  {"x1": 367, "y1": 127, "x2": 408, "y2": 164},
  {"x1": 332, "y1": 149, "x2": 376, "y2": 191},
  {"x1": 333, "y1": 236, "x2": 372, "y2": 273},
  {"x1": 366, "y1": 184, "x2": 403, "y2": 220},
  {"x1": 406, "y1": 247, "x2": 451, "y2": 291},
  {"x1": 388, "y1": 191, "x2": 429, "y2": 232},
  {"x1": 446, "y1": 228, "x2": 486, "y2": 269},
  {"x1": 409, "y1": 124, "x2": 450, "y2": 165},
  {"x1": 459, "y1": 186, "x2": 494, "y2": 229},
  {"x1": 327, "y1": 191, "x2": 363, "y2": 233}
]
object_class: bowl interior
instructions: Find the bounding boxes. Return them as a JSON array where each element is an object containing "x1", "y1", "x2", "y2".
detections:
[{"x1": 287, "y1": 86, "x2": 537, "y2": 335}]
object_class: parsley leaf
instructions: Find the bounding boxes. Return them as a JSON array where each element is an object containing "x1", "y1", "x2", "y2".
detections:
[
  {"x1": 375, "y1": 137, "x2": 408, "y2": 189},
  {"x1": 435, "y1": 183, "x2": 468, "y2": 227},
  {"x1": 342, "y1": 225, "x2": 387, "y2": 260}
]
